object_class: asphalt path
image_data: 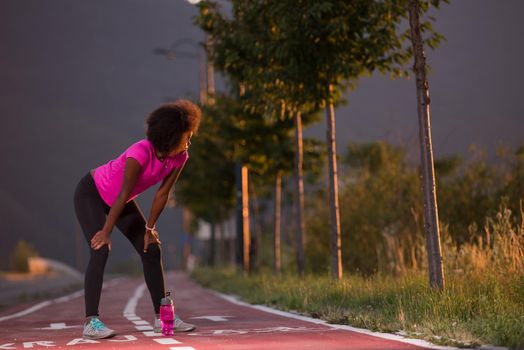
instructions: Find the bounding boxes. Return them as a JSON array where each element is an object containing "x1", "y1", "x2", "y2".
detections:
[{"x1": 0, "y1": 272, "x2": 453, "y2": 350}]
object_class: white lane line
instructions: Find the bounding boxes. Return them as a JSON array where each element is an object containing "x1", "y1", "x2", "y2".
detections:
[
  {"x1": 133, "y1": 320, "x2": 150, "y2": 325},
  {"x1": 136, "y1": 325, "x2": 153, "y2": 331},
  {"x1": 0, "y1": 301, "x2": 52, "y2": 322},
  {"x1": 123, "y1": 283, "x2": 151, "y2": 332},
  {"x1": 37, "y1": 322, "x2": 82, "y2": 330},
  {"x1": 108, "y1": 335, "x2": 138, "y2": 342},
  {"x1": 191, "y1": 315, "x2": 232, "y2": 322},
  {"x1": 123, "y1": 283, "x2": 147, "y2": 316},
  {"x1": 154, "y1": 338, "x2": 182, "y2": 345},
  {"x1": 213, "y1": 292, "x2": 460, "y2": 350},
  {"x1": 53, "y1": 290, "x2": 84, "y2": 303},
  {"x1": 0, "y1": 277, "x2": 126, "y2": 323},
  {"x1": 122, "y1": 281, "x2": 194, "y2": 349}
]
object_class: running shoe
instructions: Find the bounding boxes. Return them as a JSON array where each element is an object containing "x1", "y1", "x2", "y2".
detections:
[
  {"x1": 83, "y1": 316, "x2": 116, "y2": 339},
  {"x1": 154, "y1": 314, "x2": 196, "y2": 333}
]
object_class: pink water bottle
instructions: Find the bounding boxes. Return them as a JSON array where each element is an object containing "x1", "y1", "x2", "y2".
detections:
[{"x1": 159, "y1": 292, "x2": 174, "y2": 336}]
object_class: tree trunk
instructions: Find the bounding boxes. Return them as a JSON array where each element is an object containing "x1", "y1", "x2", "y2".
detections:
[
  {"x1": 235, "y1": 161, "x2": 243, "y2": 270},
  {"x1": 241, "y1": 165, "x2": 250, "y2": 275},
  {"x1": 209, "y1": 222, "x2": 216, "y2": 266},
  {"x1": 206, "y1": 34, "x2": 215, "y2": 105},
  {"x1": 294, "y1": 111, "x2": 306, "y2": 276},
  {"x1": 325, "y1": 84, "x2": 343, "y2": 280},
  {"x1": 408, "y1": 0, "x2": 445, "y2": 290},
  {"x1": 198, "y1": 42, "x2": 207, "y2": 104},
  {"x1": 250, "y1": 178, "x2": 263, "y2": 272},
  {"x1": 235, "y1": 84, "x2": 248, "y2": 273},
  {"x1": 274, "y1": 172, "x2": 282, "y2": 274},
  {"x1": 219, "y1": 216, "x2": 226, "y2": 265}
]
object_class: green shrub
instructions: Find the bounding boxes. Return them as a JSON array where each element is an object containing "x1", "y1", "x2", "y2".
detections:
[{"x1": 304, "y1": 142, "x2": 524, "y2": 276}]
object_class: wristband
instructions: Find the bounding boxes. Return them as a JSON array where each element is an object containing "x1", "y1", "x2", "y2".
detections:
[{"x1": 145, "y1": 224, "x2": 156, "y2": 231}]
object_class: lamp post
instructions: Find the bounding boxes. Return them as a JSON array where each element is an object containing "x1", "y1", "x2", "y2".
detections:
[
  {"x1": 181, "y1": 0, "x2": 221, "y2": 267},
  {"x1": 182, "y1": 0, "x2": 215, "y2": 104},
  {"x1": 155, "y1": 1, "x2": 217, "y2": 266}
]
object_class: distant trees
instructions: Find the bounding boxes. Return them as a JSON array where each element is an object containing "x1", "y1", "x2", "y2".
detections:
[
  {"x1": 176, "y1": 90, "x2": 324, "y2": 269},
  {"x1": 195, "y1": 1, "x2": 324, "y2": 275},
  {"x1": 175, "y1": 97, "x2": 236, "y2": 266}
]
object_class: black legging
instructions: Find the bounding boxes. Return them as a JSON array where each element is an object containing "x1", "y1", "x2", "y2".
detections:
[{"x1": 73, "y1": 172, "x2": 165, "y2": 317}]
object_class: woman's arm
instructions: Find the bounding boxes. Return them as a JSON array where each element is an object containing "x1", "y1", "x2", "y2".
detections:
[
  {"x1": 142, "y1": 164, "x2": 186, "y2": 252},
  {"x1": 145, "y1": 163, "x2": 185, "y2": 229},
  {"x1": 90, "y1": 158, "x2": 141, "y2": 251}
]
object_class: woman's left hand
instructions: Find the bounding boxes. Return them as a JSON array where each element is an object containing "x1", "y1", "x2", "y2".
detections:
[{"x1": 143, "y1": 229, "x2": 161, "y2": 253}]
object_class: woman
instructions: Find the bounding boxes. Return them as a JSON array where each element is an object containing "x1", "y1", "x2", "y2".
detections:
[{"x1": 73, "y1": 100, "x2": 201, "y2": 339}]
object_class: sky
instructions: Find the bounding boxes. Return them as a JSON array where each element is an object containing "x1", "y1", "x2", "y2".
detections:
[
  {"x1": 309, "y1": 0, "x2": 524, "y2": 158},
  {"x1": 0, "y1": 0, "x2": 522, "y2": 270}
]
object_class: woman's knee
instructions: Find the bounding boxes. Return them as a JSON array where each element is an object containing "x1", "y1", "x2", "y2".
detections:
[
  {"x1": 142, "y1": 244, "x2": 161, "y2": 262},
  {"x1": 89, "y1": 245, "x2": 110, "y2": 263}
]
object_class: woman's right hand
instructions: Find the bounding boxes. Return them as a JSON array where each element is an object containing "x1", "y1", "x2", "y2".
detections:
[
  {"x1": 91, "y1": 230, "x2": 112, "y2": 251},
  {"x1": 143, "y1": 229, "x2": 161, "y2": 253}
]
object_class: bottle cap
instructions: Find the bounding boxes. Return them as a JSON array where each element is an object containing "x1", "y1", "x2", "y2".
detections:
[{"x1": 160, "y1": 291, "x2": 173, "y2": 306}]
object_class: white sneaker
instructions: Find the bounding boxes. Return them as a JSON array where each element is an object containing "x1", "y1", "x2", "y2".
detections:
[
  {"x1": 154, "y1": 316, "x2": 162, "y2": 333},
  {"x1": 154, "y1": 314, "x2": 196, "y2": 333},
  {"x1": 174, "y1": 314, "x2": 196, "y2": 332},
  {"x1": 83, "y1": 316, "x2": 116, "y2": 339}
]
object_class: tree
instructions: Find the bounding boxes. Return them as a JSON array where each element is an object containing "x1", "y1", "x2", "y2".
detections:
[
  {"x1": 176, "y1": 98, "x2": 237, "y2": 251},
  {"x1": 408, "y1": 0, "x2": 448, "y2": 290},
  {"x1": 195, "y1": 2, "x2": 323, "y2": 275}
]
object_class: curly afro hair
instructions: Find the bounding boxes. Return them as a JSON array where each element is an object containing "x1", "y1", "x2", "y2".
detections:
[{"x1": 146, "y1": 99, "x2": 201, "y2": 155}]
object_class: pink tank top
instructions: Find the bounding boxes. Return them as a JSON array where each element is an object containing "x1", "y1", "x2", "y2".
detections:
[{"x1": 93, "y1": 139, "x2": 188, "y2": 206}]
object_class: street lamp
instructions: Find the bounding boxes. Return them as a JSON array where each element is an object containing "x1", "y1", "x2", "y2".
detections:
[{"x1": 183, "y1": 0, "x2": 215, "y2": 105}]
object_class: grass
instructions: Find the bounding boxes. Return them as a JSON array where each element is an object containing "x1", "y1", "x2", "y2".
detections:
[{"x1": 192, "y1": 267, "x2": 524, "y2": 349}]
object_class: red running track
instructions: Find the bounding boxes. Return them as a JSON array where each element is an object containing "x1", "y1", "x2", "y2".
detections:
[{"x1": 0, "y1": 272, "x2": 451, "y2": 350}]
